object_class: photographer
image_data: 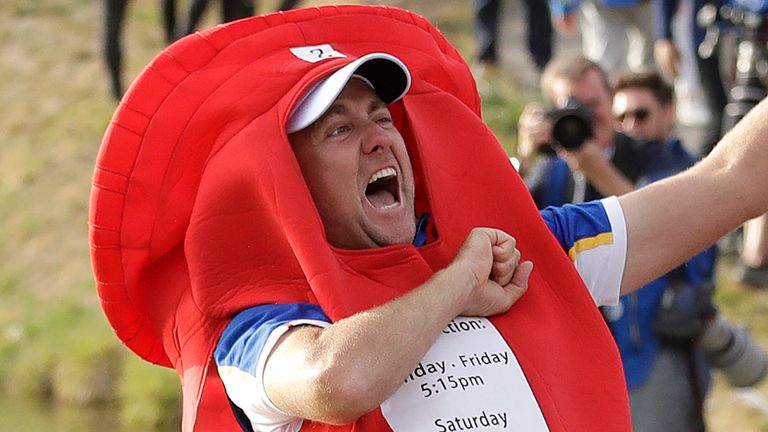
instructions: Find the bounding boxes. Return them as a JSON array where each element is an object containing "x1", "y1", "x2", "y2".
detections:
[
  {"x1": 518, "y1": 62, "x2": 716, "y2": 431},
  {"x1": 706, "y1": 0, "x2": 768, "y2": 288},
  {"x1": 518, "y1": 55, "x2": 644, "y2": 207},
  {"x1": 612, "y1": 70, "x2": 717, "y2": 432}
]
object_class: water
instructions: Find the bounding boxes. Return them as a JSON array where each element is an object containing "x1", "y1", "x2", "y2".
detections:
[{"x1": 0, "y1": 395, "x2": 175, "y2": 432}]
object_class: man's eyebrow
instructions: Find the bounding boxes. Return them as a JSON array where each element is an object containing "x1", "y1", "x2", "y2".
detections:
[
  {"x1": 324, "y1": 104, "x2": 349, "y2": 117},
  {"x1": 368, "y1": 99, "x2": 387, "y2": 113},
  {"x1": 313, "y1": 104, "x2": 349, "y2": 125},
  {"x1": 316, "y1": 98, "x2": 388, "y2": 123}
]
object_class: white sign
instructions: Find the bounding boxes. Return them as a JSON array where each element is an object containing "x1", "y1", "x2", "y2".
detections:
[
  {"x1": 381, "y1": 317, "x2": 549, "y2": 431},
  {"x1": 289, "y1": 44, "x2": 347, "y2": 63}
]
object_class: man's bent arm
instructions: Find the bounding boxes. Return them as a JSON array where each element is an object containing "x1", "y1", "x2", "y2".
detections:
[
  {"x1": 263, "y1": 228, "x2": 533, "y2": 424},
  {"x1": 619, "y1": 97, "x2": 768, "y2": 294},
  {"x1": 565, "y1": 143, "x2": 635, "y2": 197}
]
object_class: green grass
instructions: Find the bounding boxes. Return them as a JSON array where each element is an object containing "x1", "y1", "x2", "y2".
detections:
[
  {"x1": 118, "y1": 359, "x2": 182, "y2": 430},
  {"x1": 0, "y1": 0, "x2": 179, "y2": 428},
  {"x1": 0, "y1": 1, "x2": 526, "y2": 428}
]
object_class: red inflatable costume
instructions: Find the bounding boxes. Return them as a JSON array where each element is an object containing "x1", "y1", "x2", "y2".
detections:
[{"x1": 89, "y1": 5, "x2": 630, "y2": 431}]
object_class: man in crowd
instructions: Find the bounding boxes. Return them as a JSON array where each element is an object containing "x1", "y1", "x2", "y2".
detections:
[
  {"x1": 651, "y1": 0, "x2": 727, "y2": 155},
  {"x1": 90, "y1": 7, "x2": 768, "y2": 431},
  {"x1": 549, "y1": 0, "x2": 655, "y2": 76},
  {"x1": 611, "y1": 70, "x2": 716, "y2": 431},
  {"x1": 216, "y1": 59, "x2": 745, "y2": 430},
  {"x1": 652, "y1": 0, "x2": 768, "y2": 289},
  {"x1": 472, "y1": 0, "x2": 553, "y2": 72},
  {"x1": 517, "y1": 55, "x2": 641, "y2": 206},
  {"x1": 519, "y1": 60, "x2": 717, "y2": 431}
]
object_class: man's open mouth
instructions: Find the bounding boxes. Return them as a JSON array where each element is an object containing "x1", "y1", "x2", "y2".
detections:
[{"x1": 365, "y1": 167, "x2": 401, "y2": 209}]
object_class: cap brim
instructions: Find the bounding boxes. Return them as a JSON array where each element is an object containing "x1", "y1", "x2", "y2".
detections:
[{"x1": 286, "y1": 53, "x2": 411, "y2": 133}]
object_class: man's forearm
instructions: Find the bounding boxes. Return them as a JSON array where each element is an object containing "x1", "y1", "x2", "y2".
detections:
[
  {"x1": 264, "y1": 228, "x2": 530, "y2": 424},
  {"x1": 619, "y1": 96, "x2": 768, "y2": 293},
  {"x1": 577, "y1": 154, "x2": 635, "y2": 196},
  {"x1": 265, "y1": 260, "x2": 477, "y2": 424}
]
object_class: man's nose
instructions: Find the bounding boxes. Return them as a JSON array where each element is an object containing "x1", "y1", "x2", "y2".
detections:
[
  {"x1": 619, "y1": 116, "x2": 636, "y2": 132},
  {"x1": 361, "y1": 121, "x2": 393, "y2": 154}
]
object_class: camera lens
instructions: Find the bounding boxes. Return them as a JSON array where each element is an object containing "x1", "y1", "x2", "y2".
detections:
[
  {"x1": 700, "y1": 315, "x2": 768, "y2": 387},
  {"x1": 547, "y1": 97, "x2": 594, "y2": 150},
  {"x1": 552, "y1": 115, "x2": 592, "y2": 150}
]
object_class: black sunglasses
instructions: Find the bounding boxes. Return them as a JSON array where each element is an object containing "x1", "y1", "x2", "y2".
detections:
[{"x1": 615, "y1": 108, "x2": 650, "y2": 123}]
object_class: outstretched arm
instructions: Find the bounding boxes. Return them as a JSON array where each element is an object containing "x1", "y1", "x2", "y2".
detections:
[
  {"x1": 619, "y1": 96, "x2": 768, "y2": 293},
  {"x1": 263, "y1": 228, "x2": 533, "y2": 424}
]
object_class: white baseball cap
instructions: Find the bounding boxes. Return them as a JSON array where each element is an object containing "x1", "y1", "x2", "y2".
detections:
[{"x1": 286, "y1": 52, "x2": 411, "y2": 133}]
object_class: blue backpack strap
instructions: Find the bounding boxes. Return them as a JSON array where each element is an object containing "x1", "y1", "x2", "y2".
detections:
[
  {"x1": 525, "y1": 156, "x2": 574, "y2": 209},
  {"x1": 542, "y1": 157, "x2": 573, "y2": 207}
]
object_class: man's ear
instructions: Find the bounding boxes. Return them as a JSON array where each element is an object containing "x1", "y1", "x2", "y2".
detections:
[{"x1": 663, "y1": 102, "x2": 676, "y2": 121}]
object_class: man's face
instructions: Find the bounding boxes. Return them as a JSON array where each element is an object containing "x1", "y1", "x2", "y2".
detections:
[
  {"x1": 551, "y1": 68, "x2": 614, "y2": 149},
  {"x1": 613, "y1": 87, "x2": 674, "y2": 142},
  {"x1": 289, "y1": 78, "x2": 416, "y2": 250}
]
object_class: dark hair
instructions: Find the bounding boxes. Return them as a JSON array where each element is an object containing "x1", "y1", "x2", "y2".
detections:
[
  {"x1": 540, "y1": 55, "x2": 611, "y2": 103},
  {"x1": 614, "y1": 70, "x2": 674, "y2": 106}
]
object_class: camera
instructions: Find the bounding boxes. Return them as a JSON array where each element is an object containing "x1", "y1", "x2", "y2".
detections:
[
  {"x1": 547, "y1": 97, "x2": 594, "y2": 151},
  {"x1": 699, "y1": 314, "x2": 768, "y2": 387},
  {"x1": 699, "y1": 1, "x2": 768, "y2": 132}
]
